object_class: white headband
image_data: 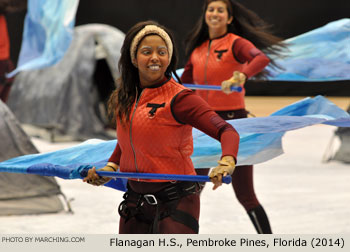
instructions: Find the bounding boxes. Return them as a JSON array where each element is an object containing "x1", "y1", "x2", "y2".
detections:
[{"x1": 130, "y1": 25, "x2": 173, "y2": 67}]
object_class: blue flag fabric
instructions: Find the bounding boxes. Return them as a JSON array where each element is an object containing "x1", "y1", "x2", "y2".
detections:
[
  {"x1": 7, "y1": 0, "x2": 79, "y2": 77},
  {"x1": 193, "y1": 95, "x2": 350, "y2": 167},
  {"x1": 266, "y1": 18, "x2": 350, "y2": 81},
  {"x1": 0, "y1": 96, "x2": 349, "y2": 191}
]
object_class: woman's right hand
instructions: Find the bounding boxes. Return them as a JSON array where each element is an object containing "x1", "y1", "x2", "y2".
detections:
[{"x1": 83, "y1": 164, "x2": 117, "y2": 186}]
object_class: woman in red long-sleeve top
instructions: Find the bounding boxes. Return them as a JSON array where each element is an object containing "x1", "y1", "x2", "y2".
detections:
[
  {"x1": 182, "y1": 0, "x2": 285, "y2": 234},
  {"x1": 0, "y1": 0, "x2": 26, "y2": 102},
  {"x1": 0, "y1": 12, "x2": 12, "y2": 102},
  {"x1": 83, "y1": 20, "x2": 240, "y2": 234}
]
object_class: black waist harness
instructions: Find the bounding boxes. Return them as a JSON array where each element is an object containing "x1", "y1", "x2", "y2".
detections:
[{"x1": 118, "y1": 181, "x2": 200, "y2": 233}]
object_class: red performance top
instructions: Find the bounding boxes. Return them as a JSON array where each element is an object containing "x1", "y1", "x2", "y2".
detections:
[
  {"x1": 108, "y1": 84, "x2": 239, "y2": 166},
  {"x1": 0, "y1": 15, "x2": 10, "y2": 60},
  {"x1": 116, "y1": 79, "x2": 195, "y2": 179},
  {"x1": 181, "y1": 35, "x2": 270, "y2": 110},
  {"x1": 181, "y1": 35, "x2": 270, "y2": 83}
]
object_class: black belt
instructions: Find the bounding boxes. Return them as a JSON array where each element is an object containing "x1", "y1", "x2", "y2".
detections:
[{"x1": 118, "y1": 181, "x2": 200, "y2": 233}]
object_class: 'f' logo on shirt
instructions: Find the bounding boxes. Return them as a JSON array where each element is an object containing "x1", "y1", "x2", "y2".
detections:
[{"x1": 214, "y1": 49, "x2": 228, "y2": 61}]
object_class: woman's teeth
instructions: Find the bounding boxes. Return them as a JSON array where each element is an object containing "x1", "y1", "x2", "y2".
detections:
[{"x1": 149, "y1": 65, "x2": 160, "y2": 70}]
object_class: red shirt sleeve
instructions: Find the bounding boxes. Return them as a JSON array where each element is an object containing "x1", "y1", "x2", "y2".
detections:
[
  {"x1": 233, "y1": 38, "x2": 270, "y2": 78},
  {"x1": 180, "y1": 59, "x2": 194, "y2": 83},
  {"x1": 173, "y1": 89, "x2": 240, "y2": 161},
  {"x1": 108, "y1": 142, "x2": 121, "y2": 165}
]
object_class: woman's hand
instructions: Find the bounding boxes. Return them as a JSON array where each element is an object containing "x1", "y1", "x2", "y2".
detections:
[
  {"x1": 83, "y1": 163, "x2": 118, "y2": 186},
  {"x1": 221, "y1": 71, "x2": 246, "y2": 94},
  {"x1": 209, "y1": 156, "x2": 236, "y2": 190}
]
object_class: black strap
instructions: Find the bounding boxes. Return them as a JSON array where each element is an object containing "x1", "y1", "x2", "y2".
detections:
[
  {"x1": 155, "y1": 181, "x2": 199, "y2": 201},
  {"x1": 152, "y1": 205, "x2": 160, "y2": 233},
  {"x1": 119, "y1": 182, "x2": 200, "y2": 233},
  {"x1": 170, "y1": 209, "x2": 199, "y2": 233}
]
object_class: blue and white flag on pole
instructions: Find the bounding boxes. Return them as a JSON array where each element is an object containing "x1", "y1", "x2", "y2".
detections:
[
  {"x1": 266, "y1": 18, "x2": 350, "y2": 82},
  {"x1": 7, "y1": 0, "x2": 79, "y2": 77},
  {"x1": 192, "y1": 95, "x2": 350, "y2": 167},
  {"x1": 1, "y1": 96, "x2": 350, "y2": 192}
]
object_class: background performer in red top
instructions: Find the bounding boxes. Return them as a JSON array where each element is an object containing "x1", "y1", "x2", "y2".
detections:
[
  {"x1": 0, "y1": 0, "x2": 26, "y2": 102},
  {"x1": 182, "y1": 0, "x2": 285, "y2": 234}
]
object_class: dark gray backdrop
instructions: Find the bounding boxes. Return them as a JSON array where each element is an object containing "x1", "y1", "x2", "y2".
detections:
[{"x1": 5, "y1": 0, "x2": 350, "y2": 95}]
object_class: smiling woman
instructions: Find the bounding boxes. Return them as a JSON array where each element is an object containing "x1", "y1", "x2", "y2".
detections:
[
  {"x1": 205, "y1": 0, "x2": 233, "y2": 39},
  {"x1": 181, "y1": 0, "x2": 287, "y2": 234},
  {"x1": 82, "y1": 20, "x2": 240, "y2": 234},
  {"x1": 135, "y1": 35, "x2": 169, "y2": 87}
]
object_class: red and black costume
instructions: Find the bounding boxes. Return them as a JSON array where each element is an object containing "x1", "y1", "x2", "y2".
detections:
[
  {"x1": 109, "y1": 77, "x2": 239, "y2": 233},
  {"x1": 0, "y1": 15, "x2": 14, "y2": 103},
  {"x1": 181, "y1": 33, "x2": 272, "y2": 233}
]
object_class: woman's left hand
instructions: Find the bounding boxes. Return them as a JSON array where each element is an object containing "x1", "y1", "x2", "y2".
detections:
[
  {"x1": 209, "y1": 156, "x2": 236, "y2": 190},
  {"x1": 221, "y1": 71, "x2": 246, "y2": 94}
]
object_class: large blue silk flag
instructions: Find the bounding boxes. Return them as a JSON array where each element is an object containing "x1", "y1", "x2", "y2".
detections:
[
  {"x1": 1, "y1": 96, "x2": 350, "y2": 191},
  {"x1": 7, "y1": 0, "x2": 79, "y2": 77},
  {"x1": 266, "y1": 18, "x2": 350, "y2": 81}
]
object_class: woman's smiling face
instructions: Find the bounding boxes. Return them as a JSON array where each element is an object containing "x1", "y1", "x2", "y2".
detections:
[
  {"x1": 135, "y1": 35, "x2": 169, "y2": 87},
  {"x1": 205, "y1": 1, "x2": 233, "y2": 37}
]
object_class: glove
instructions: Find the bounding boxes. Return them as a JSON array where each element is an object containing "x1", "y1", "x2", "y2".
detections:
[
  {"x1": 221, "y1": 71, "x2": 246, "y2": 94},
  {"x1": 209, "y1": 156, "x2": 236, "y2": 190},
  {"x1": 83, "y1": 162, "x2": 119, "y2": 186}
]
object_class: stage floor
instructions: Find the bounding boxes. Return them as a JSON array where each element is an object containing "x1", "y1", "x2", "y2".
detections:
[{"x1": 245, "y1": 96, "x2": 349, "y2": 117}]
